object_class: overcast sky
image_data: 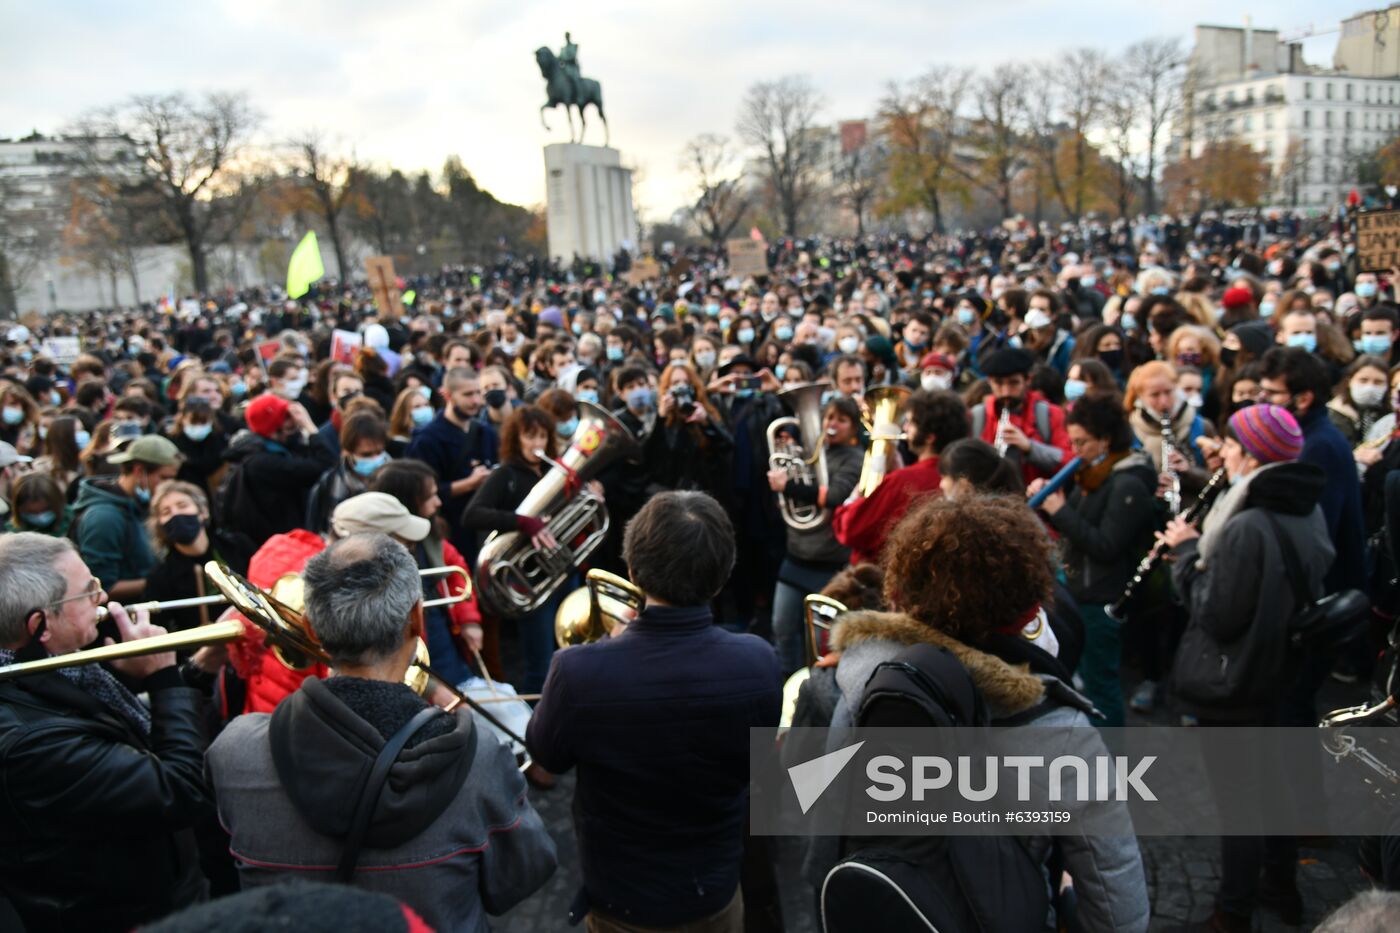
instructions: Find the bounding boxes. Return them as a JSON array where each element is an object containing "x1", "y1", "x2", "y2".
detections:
[{"x1": 0, "y1": 0, "x2": 1358, "y2": 218}]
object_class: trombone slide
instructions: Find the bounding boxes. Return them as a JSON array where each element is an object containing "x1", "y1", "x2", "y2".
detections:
[{"x1": 0, "y1": 620, "x2": 247, "y2": 682}]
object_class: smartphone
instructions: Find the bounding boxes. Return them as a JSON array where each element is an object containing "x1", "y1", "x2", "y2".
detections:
[{"x1": 736, "y1": 375, "x2": 762, "y2": 391}]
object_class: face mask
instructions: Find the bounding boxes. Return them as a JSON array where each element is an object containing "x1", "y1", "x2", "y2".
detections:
[
  {"x1": 1098, "y1": 348, "x2": 1123, "y2": 371},
  {"x1": 774, "y1": 364, "x2": 788, "y2": 381},
  {"x1": 606, "y1": 345, "x2": 624, "y2": 361},
  {"x1": 1259, "y1": 301, "x2": 1276, "y2": 319},
  {"x1": 734, "y1": 387, "x2": 755, "y2": 399},
  {"x1": 1150, "y1": 286, "x2": 1171, "y2": 296},
  {"x1": 1327, "y1": 261, "x2": 1342, "y2": 273},
  {"x1": 280, "y1": 377, "x2": 307, "y2": 398},
  {"x1": 1175, "y1": 352, "x2": 1203, "y2": 368},
  {"x1": 695, "y1": 350, "x2": 717, "y2": 369},
  {"x1": 1185, "y1": 392, "x2": 1204, "y2": 409},
  {"x1": 1286, "y1": 332, "x2": 1317, "y2": 353},
  {"x1": 576, "y1": 389, "x2": 599, "y2": 405},
  {"x1": 23, "y1": 510, "x2": 56, "y2": 529},
  {"x1": 1220, "y1": 347, "x2": 1238, "y2": 368},
  {"x1": 737, "y1": 328, "x2": 756, "y2": 344},
  {"x1": 49, "y1": 391, "x2": 60, "y2": 407},
  {"x1": 556, "y1": 416, "x2": 579, "y2": 438},
  {"x1": 1064, "y1": 378, "x2": 1088, "y2": 401},
  {"x1": 921, "y1": 372, "x2": 952, "y2": 392},
  {"x1": 134, "y1": 483, "x2": 152, "y2": 505},
  {"x1": 903, "y1": 336, "x2": 926, "y2": 351},
  {"x1": 1353, "y1": 383, "x2": 1387, "y2": 409},
  {"x1": 1357, "y1": 282, "x2": 1379, "y2": 299},
  {"x1": 774, "y1": 325, "x2": 794, "y2": 341},
  {"x1": 1007, "y1": 335, "x2": 1023, "y2": 349},
  {"x1": 161, "y1": 513, "x2": 204, "y2": 546},
  {"x1": 411, "y1": 406, "x2": 434, "y2": 426},
  {"x1": 182, "y1": 423, "x2": 213, "y2": 442},
  {"x1": 571, "y1": 322, "x2": 584, "y2": 336},
  {"x1": 819, "y1": 390, "x2": 836, "y2": 406},
  {"x1": 74, "y1": 429, "x2": 91, "y2": 448},
  {"x1": 1120, "y1": 313, "x2": 1138, "y2": 331},
  {"x1": 956, "y1": 308, "x2": 977, "y2": 327},
  {"x1": 2, "y1": 406, "x2": 23, "y2": 426},
  {"x1": 625, "y1": 386, "x2": 654, "y2": 410},
  {"x1": 1359, "y1": 335, "x2": 1391, "y2": 356},
  {"x1": 838, "y1": 336, "x2": 860, "y2": 355},
  {"x1": 705, "y1": 303, "x2": 721, "y2": 318},
  {"x1": 484, "y1": 388, "x2": 508, "y2": 409},
  {"x1": 1081, "y1": 275, "x2": 1097, "y2": 288},
  {"x1": 352, "y1": 452, "x2": 389, "y2": 476}
]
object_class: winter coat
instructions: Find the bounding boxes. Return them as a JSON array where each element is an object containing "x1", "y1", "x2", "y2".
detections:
[
  {"x1": 971, "y1": 390, "x2": 1073, "y2": 485},
  {"x1": 1326, "y1": 395, "x2": 1387, "y2": 448},
  {"x1": 73, "y1": 477, "x2": 156, "y2": 591},
  {"x1": 783, "y1": 442, "x2": 864, "y2": 565},
  {"x1": 1170, "y1": 461, "x2": 1334, "y2": 720},
  {"x1": 207, "y1": 676, "x2": 556, "y2": 933},
  {"x1": 819, "y1": 610, "x2": 1150, "y2": 933},
  {"x1": 832, "y1": 456, "x2": 943, "y2": 566},
  {"x1": 143, "y1": 529, "x2": 256, "y2": 635},
  {"x1": 1296, "y1": 406, "x2": 1368, "y2": 593},
  {"x1": 304, "y1": 459, "x2": 369, "y2": 534},
  {"x1": 0, "y1": 668, "x2": 211, "y2": 931},
  {"x1": 1047, "y1": 452, "x2": 1159, "y2": 605},
  {"x1": 526, "y1": 604, "x2": 782, "y2": 927},
  {"x1": 221, "y1": 430, "x2": 336, "y2": 547}
]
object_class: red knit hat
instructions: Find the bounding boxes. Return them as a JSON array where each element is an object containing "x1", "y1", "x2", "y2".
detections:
[
  {"x1": 245, "y1": 393, "x2": 291, "y2": 438},
  {"x1": 1221, "y1": 286, "x2": 1255, "y2": 309}
]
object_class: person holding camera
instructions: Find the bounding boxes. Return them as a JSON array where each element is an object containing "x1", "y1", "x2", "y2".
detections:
[{"x1": 643, "y1": 362, "x2": 733, "y2": 502}]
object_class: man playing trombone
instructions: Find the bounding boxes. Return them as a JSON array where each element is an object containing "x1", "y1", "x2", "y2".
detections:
[{"x1": 0, "y1": 533, "x2": 213, "y2": 932}]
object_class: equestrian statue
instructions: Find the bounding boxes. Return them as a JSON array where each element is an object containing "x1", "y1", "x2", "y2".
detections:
[{"x1": 536, "y1": 31, "x2": 609, "y2": 146}]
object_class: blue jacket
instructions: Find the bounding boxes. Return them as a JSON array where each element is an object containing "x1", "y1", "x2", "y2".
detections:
[
  {"x1": 405, "y1": 413, "x2": 498, "y2": 559},
  {"x1": 526, "y1": 604, "x2": 782, "y2": 927},
  {"x1": 1297, "y1": 406, "x2": 1367, "y2": 592}
]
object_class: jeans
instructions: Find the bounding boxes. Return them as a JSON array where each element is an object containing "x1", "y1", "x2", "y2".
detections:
[
  {"x1": 1077, "y1": 604, "x2": 1124, "y2": 728},
  {"x1": 424, "y1": 606, "x2": 473, "y2": 689},
  {"x1": 772, "y1": 558, "x2": 842, "y2": 676},
  {"x1": 519, "y1": 576, "x2": 574, "y2": 695}
]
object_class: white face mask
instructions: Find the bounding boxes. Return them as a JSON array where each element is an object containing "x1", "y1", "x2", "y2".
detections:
[
  {"x1": 1353, "y1": 383, "x2": 1387, "y2": 409},
  {"x1": 279, "y1": 376, "x2": 307, "y2": 399},
  {"x1": 921, "y1": 372, "x2": 953, "y2": 392},
  {"x1": 838, "y1": 336, "x2": 860, "y2": 355}
]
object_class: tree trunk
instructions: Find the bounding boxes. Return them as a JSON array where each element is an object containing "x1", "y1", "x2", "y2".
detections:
[
  {"x1": 1145, "y1": 147, "x2": 1158, "y2": 215},
  {"x1": 109, "y1": 269, "x2": 119, "y2": 307},
  {"x1": 327, "y1": 211, "x2": 349, "y2": 280},
  {"x1": 128, "y1": 259, "x2": 141, "y2": 305}
]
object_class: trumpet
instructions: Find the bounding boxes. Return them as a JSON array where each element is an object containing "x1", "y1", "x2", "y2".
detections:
[
  {"x1": 91, "y1": 566, "x2": 472, "y2": 623},
  {"x1": 554, "y1": 569, "x2": 644, "y2": 647}
]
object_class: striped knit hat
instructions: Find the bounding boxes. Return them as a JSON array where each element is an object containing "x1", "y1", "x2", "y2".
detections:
[{"x1": 1228, "y1": 403, "x2": 1304, "y2": 464}]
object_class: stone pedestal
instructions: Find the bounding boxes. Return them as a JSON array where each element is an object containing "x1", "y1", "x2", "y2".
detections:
[{"x1": 544, "y1": 144, "x2": 636, "y2": 264}]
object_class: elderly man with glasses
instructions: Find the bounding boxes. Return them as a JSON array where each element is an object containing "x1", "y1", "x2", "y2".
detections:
[{"x1": 0, "y1": 532, "x2": 212, "y2": 932}]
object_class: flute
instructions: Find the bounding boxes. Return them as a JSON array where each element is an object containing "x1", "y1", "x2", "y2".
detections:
[
  {"x1": 1027, "y1": 457, "x2": 1083, "y2": 509},
  {"x1": 1105, "y1": 467, "x2": 1228, "y2": 620}
]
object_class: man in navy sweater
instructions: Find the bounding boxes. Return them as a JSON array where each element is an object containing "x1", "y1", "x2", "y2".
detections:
[
  {"x1": 527, "y1": 491, "x2": 782, "y2": 931},
  {"x1": 405, "y1": 367, "x2": 497, "y2": 561}
]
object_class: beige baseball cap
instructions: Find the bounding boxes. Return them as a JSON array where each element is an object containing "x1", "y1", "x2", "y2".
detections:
[
  {"x1": 331, "y1": 492, "x2": 430, "y2": 542},
  {"x1": 107, "y1": 435, "x2": 182, "y2": 466}
]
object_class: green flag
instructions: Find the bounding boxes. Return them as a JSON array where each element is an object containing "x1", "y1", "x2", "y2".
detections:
[
  {"x1": 402, "y1": 289, "x2": 416, "y2": 306},
  {"x1": 286, "y1": 232, "x2": 325, "y2": 299}
]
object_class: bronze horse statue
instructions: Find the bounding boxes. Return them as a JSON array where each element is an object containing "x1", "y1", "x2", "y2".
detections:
[{"x1": 535, "y1": 47, "x2": 609, "y2": 146}]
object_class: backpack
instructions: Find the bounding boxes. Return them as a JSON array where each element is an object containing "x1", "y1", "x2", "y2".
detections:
[
  {"x1": 821, "y1": 643, "x2": 1057, "y2": 933},
  {"x1": 970, "y1": 398, "x2": 1052, "y2": 448}
]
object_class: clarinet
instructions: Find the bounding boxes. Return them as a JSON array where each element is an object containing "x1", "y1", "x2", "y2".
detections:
[
  {"x1": 1105, "y1": 467, "x2": 1228, "y2": 620},
  {"x1": 1160, "y1": 412, "x2": 1182, "y2": 517}
]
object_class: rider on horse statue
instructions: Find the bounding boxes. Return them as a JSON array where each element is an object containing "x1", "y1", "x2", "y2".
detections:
[{"x1": 559, "y1": 32, "x2": 581, "y2": 102}]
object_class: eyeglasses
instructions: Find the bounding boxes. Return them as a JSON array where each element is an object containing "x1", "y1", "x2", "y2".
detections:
[{"x1": 50, "y1": 578, "x2": 105, "y2": 610}]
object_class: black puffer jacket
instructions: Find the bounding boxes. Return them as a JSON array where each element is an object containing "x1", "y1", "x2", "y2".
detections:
[
  {"x1": 1047, "y1": 451, "x2": 1160, "y2": 605},
  {"x1": 0, "y1": 669, "x2": 211, "y2": 931}
]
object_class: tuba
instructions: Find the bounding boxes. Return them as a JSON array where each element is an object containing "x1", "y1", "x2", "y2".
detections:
[
  {"x1": 476, "y1": 400, "x2": 639, "y2": 617},
  {"x1": 767, "y1": 382, "x2": 830, "y2": 531},
  {"x1": 553, "y1": 569, "x2": 645, "y2": 647},
  {"x1": 853, "y1": 386, "x2": 909, "y2": 500}
]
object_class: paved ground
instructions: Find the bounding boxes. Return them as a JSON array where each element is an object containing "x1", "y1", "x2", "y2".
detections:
[{"x1": 492, "y1": 623, "x2": 1379, "y2": 931}]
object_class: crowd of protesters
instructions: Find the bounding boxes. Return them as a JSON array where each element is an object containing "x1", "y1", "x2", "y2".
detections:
[{"x1": 1, "y1": 208, "x2": 1399, "y2": 932}]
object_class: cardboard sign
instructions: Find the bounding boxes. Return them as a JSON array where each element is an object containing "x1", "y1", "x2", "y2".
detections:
[
  {"x1": 1358, "y1": 210, "x2": 1400, "y2": 272},
  {"x1": 727, "y1": 238, "x2": 769, "y2": 277},
  {"x1": 364, "y1": 255, "x2": 405, "y2": 319},
  {"x1": 41, "y1": 336, "x2": 81, "y2": 365},
  {"x1": 255, "y1": 339, "x2": 283, "y2": 363},
  {"x1": 625, "y1": 257, "x2": 661, "y2": 286}
]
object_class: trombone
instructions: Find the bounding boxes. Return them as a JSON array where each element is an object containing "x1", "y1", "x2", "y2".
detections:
[
  {"x1": 92, "y1": 566, "x2": 473, "y2": 622},
  {"x1": 554, "y1": 569, "x2": 644, "y2": 647}
]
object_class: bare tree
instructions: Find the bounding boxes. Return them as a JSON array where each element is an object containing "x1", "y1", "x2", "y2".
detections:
[
  {"x1": 290, "y1": 132, "x2": 359, "y2": 279},
  {"x1": 879, "y1": 67, "x2": 972, "y2": 234},
  {"x1": 1123, "y1": 37, "x2": 1186, "y2": 215},
  {"x1": 681, "y1": 134, "x2": 750, "y2": 246},
  {"x1": 0, "y1": 175, "x2": 62, "y2": 314},
  {"x1": 75, "y1": 91, "x2": 259, "y2": 293},
  {"x1": 834, "y1": 141, "x2": 884, "y2": 235},
  {"x1": 967, "y1": 64, "x2": 1030, "y2": 219},
  {"x1": 1024, "y1": 51, "x2": 1110, "y2": 221},
  {"x1": 736, "y1": 76, "x2": 826, "y2": 236},
  {"x1": 1101, "y1": 85, "x2": 1139, "y2": 218}
]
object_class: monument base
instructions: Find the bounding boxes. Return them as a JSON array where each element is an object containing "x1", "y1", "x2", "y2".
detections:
[{"x1": 544, "y1": 144, "x2": 636, "y2": 264}]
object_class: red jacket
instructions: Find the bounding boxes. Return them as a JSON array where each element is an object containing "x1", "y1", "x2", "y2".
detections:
[
  {"x1": 975, "y1": 390, "x2": 1073, "y2": 485},
  {"x1": 439, "y1": 539, "x2": 481, "y2": 632},
  {"x1": 832, "y1": 457, "x2": 944, "y2": 565}
]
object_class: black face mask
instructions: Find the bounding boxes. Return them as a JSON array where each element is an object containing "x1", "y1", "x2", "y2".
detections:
[
  {"x1": 1098, "y1": 349, "x2": 1123, "y2": 371},
  {"x1": 162, "y1": 513, "x2": 204, "y2": 547},
  {"x1": 1219, "y1": 347, "x2": 1238, "y2": 368},
  {"x1": 484, "y1": 389, "x2": 508, "y2": 409}
]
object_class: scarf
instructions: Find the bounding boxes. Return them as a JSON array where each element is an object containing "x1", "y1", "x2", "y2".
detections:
[
  {"x1": 1193, "y1": 461, "x2": 1286, "y2": 569},
  {"x1": 1076, "y1": 449, "x2": 1130, "y2": 493},
  {"x1": 1130, "y1": 403, "x2": 1194, "y2": 471},
  {"x1": 0, "y1": 646, "x2": 152, "y2": 736}
]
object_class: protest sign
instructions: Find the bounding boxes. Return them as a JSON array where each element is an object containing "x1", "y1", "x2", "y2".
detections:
[
  {"x1": 365, "y1": 255, "x2": 405, "y2": 318},
  {"x1": 1357, "y1": 209, "x2": 1400, "y2": 271},
  {"x1": 727, "y1": 238, "x2": 769, "y2": 277}
]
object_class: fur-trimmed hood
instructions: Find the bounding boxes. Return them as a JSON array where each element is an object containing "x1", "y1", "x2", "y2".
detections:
[{"x1": 831, "y1": 610, "x2": 1045, "y2": 719}]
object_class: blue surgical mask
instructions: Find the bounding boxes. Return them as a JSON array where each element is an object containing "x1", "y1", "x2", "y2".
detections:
[
  {"x1": 956, "y1": 308, "x2": 977, "y2": 327},
  {"x1": 2, "y1": 406, "x2": 23, "y2": 426},
  {"x1": 134, "y1": 483, "x2": 152, "y2": 505},
  {"x1": 23, "y1": 510, "x2": 56, "y2": 529},
  {"x1": 1286, "y1": 332, "x2": 1317, "y2": 353},
  {"x1": 626, "y1": 386, "x2": 654, "y2": 410},
  {"x1": 734, "y1": 388, "x2": 755, "y2": 399},
  {"x1": 352, "y1": 452, "x2": 389, "y2": 476},
  {"x1": 705, "y1": 303, "x2": 721, "y2": 318},
  {"x1": 1259, "y1": 301, "x2": 1276, "y2": 319},
  {"x1": 774, "y1": 325, "x2": 793, "y2": 341},
  {"x1": 1007, "y1": 335, "x2": 1024, "y2": 349},
  {"x1": 556, "y1": 416, "x2": 579, "y2": 438},
  {"x1": 1121, "y1": 312, "x2": 1138, "y2": 331},
  {"x1": 74, "y1": 430, "x2": 91, "y2": 449},
  {"x1": 572, "y1": 322, "x2": 584, "y2": 335},
  {"x1": 1064, "y1": 378, "x2": 1088, "y2": 401},
  {"x1": 774, "y1": 364, "x2": 788, "y2": 381},
  {"x1": 411, "y1": 406, "x2": 434, "y2": 426},
  {"x1": 182, "y1": 423, "x2": 213, "y2": 442},
  {"x1": 230, "y1": 380, "x2": 248, "y2": 397},
  {"x1": 737, "y1": 327, "x2": 756, "y2": 344},
  {"x1": 1150, "y1": 286, "x2": 1171, "y2": 296},
  {"x1": 1359, "y1": 334, "x2": 1391, "y2": 356},
  {"x1": 1081, "y1": 275, "x2": 1097, "y2": 288},
  {"x1": 1357, "y1": 282, "x2": 1379, "y2": 299},
  {"x1": 576, "y1": 389, "x2": 599, "y2": 405},
  {"x1": 606, "y1": 345, "x2": 624, "y2": 361}
]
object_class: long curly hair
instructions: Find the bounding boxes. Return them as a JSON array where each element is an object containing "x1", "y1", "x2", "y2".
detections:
[{"x1": 881, "y1": 494, "x2": 1052, "y2": 643}]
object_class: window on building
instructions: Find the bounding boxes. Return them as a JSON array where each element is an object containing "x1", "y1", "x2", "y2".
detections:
[
  {"x1": 1366, "y1": 112, "x2": 1373, "y2": 129},
  {"x1": 1303, "y1": 110, "x2": 1311, "y2": 128},
  {"x1": 1305, "y1": 82, "x2": 1313, "y2": 99},
  {"x1": 1224, "y1": 118, "x2": 1234, "y2": 133},
  {"x1": 1325, "y1": 138, "x2": 1333, "y2": 154},
  {"x1": 1347, "y1": 83, "x2": 1354, "y2": 100},
  {"x1": 1324, "y1": 163, "x2": 1334, "y2": 182},
  {"x1": 1265, "y1": 112, "x2": 1274, "y2": 130},
  {"x1": 1367, "y1": 86, "x2": 1373, "y2": 103},
  {"x1": 1346, "y1": 111, "x2": 1354, "y2": 128},
  {"x1": 1326, "y1": 111, "x2": 1334, "y2": 128},
  {"x1": 1244, "y1": 115, "x2": 1253, "y2": 131},
  {"x1": 1327, "y1": 83, "x2": 1334, "y2": 100}
]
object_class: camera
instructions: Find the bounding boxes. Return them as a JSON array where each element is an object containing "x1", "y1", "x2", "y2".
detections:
[{"x1": 669, "y1": 383, "x2": 696, "y2": 417}]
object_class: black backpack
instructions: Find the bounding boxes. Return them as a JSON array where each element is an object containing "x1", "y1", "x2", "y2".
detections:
[{"x1": 821, "y1": 643, "x2": 1056, "y2": 933}]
